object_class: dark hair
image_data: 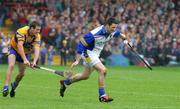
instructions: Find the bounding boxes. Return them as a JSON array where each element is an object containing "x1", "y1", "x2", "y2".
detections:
[
  {"x1": 29, "y1": 21, "x2": 41, "y2": 29},
  {"x1": 104, "y1": 17, "x2": 119, "y2": 26}
]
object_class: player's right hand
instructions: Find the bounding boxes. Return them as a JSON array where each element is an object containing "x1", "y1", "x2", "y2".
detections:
[
  {"x1": 24, "y1": 59, "x2": 30, "y2": 66},
  {"x1": 123, "y1": 40, "x2": 128, "y2": 44},
  {"x1": 120, "y1": 33, "x2": 126, "y2": 40},
  {"x1": 71, "y1": 60, "x2": 79, "y2": 68}
]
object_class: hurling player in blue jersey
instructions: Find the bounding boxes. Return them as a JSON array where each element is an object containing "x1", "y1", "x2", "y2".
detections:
[{"x1": 60, "y1": 17, "x2": 126, "y2": 102}]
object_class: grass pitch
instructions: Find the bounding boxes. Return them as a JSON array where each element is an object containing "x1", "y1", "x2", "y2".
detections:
[{"x1": 0, "y1": 65, "x2": 180, "y2": 109}]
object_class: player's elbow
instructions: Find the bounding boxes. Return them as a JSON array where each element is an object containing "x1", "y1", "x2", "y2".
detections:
[
  {"x1": 81, "y1": 73, "x2": 90, "y2": 80},
  {"x1": 17, "y1": 43, "x2": 24, "y2": 50}
]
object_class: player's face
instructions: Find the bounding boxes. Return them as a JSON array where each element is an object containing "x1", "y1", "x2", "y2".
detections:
[
  {"x1": 31, "y1": 26, "x2": 41, "y2": 35},
  {"x1": 108, "y1": 23, "x2": 118, "y2": 33}
]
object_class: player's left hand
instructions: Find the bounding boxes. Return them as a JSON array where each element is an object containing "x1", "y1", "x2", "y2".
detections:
[
  {"x1": 30, "y1": 62, "x2": 36, "y2": 69},
  {"x1": 71, "y1": 60, "x2": 79, "y2": 68}
]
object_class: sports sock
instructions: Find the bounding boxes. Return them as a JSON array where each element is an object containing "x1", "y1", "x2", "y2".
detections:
[
  {"x1": 99, "y1": 87, "x2": 106, "y2": 97},
  {"x1": 64, "y1": 78, "x2": 72, "y2": 86},
  {"x1": 3, "y1": 85, "x2": 8, "y2": 91},
  {"x1": 12, "y1": 82, "x2": 18, "y2": 89}
]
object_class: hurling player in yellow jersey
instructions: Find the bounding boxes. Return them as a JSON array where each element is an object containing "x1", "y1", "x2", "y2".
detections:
[{"x1": 3, "y1": 21, "x2": 41, "y2": 97}]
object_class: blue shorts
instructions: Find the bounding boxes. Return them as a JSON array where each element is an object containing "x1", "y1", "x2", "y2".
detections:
[{"x1": 9, "y1": 47, "x2": 29, "y2": 63}]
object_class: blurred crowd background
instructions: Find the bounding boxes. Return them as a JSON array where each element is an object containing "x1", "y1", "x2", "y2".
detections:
[{"x1": 0, "y1": 0, "x2": 179, "y2": 66}]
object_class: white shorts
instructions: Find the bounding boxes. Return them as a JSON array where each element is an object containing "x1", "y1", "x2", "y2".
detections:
[{"x1": 81, "y1": 51, "x2": 101, "y2": 68}]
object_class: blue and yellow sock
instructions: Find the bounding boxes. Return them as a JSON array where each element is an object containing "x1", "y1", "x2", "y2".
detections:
[
  {"x1": 3, "y1": 85, "x2": 8, "y2": 91},
  {"x1": 64, "y1": 78, "x2": 72, "y2": 86},
  {"x1": 11, "y1": 82, "x2": 18, "y2": 89},
  {"x1": 99, "y1": 87, "x2": 106, "y2": 97}
]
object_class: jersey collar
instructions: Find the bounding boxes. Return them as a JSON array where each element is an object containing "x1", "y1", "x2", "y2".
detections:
[
  {"x1": 102, "y1": 25, "x2": 111, "y2": 38},
  {"x1": 28, "y1": 28, "x2": 36, "y2": 38}
]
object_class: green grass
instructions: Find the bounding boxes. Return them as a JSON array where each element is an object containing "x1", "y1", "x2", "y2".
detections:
[{"x1": 0, "y1": 65, "x2": 180, "y2": 109}]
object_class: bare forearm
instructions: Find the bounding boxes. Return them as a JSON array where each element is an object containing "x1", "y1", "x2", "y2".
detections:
[
  {"x1": 75, "y1": 53, "x2": 82, "y2": 62},
  {"x1": 33, "y1": 46, "x2": 40, "y2": 64},
  {"x1": 121, "y1": 33, "x2": 130, "y2": 43},
  {"x1": 17, "y1": 44, "x2": 27, "y2": 61},
  {"x1": 71, "y1": 53, "x2": 82, "y2": 68},
  {"x1": 120, "y1": 33, "x2": 127, "y2": 39}
]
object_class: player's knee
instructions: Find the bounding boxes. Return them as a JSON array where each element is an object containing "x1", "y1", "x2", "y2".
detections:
[
  {"x1": 82, "y1": 75, "x2": 89, "y2": 80},
  {"x1": 19, "y1": 73, "x2": 25, "y2": 77},
  {"x1": 81, "y1": 73, "x2": 89, "y2": 80},
  {"x1": 19, "y1": 68, "x2": 26, "y2": 74},
  {"x1": 99, "y1": 68, "x2": 107, "y2": 74},
  {"x1": 19, "y1": 70, "x2": 25, "y2": 74},
  {"x1": 8, "y1": 64, "x2": 14, "y2": 70}
]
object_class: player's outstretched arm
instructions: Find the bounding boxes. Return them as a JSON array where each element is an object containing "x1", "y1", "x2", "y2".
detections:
[
  {"x1": 17, "y1": 41, "x2": 30, "y2": 66},
  {"x1": 31, "y1": 46, "x2": 40, "y2": 67},
  {"x1": 120, "y1": 33, "x2": 131, "y2": 45}
]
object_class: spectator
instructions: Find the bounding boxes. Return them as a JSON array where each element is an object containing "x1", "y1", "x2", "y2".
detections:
[
  {"x1": 47, "y1": 45, "x2": 55, "y2": 65},
  {"x1": 0, "y1": 39, "x2": 2, "y2": 64},
  {"x1": 1, "y1": 34, "x2": 10, "y2": 64},
  {"x1": 60, "y1": 40, "x2": 69, "y2": 66},
  {"x1": 40, "y1": 42, "x2": 47, "y2": 65},
  {"x1": 100, "y1": 44, "x2": 112, "y2": 65}
]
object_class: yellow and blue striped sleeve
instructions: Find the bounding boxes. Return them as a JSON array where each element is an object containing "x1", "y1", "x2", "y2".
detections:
[
  {"x1": 16, "y1": 26, "x2": 28, "y2": 42},
  {"x1": 77, "y1": 32, "x2": 94, "y2": 54},
  {"x1": 32, "y1": 34, "x2": 41, "y2": 47}
]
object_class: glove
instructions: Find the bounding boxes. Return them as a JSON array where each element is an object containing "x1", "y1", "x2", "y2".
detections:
[{"x1": 123, "y1": 40, "x2": 128, "y2": 44}]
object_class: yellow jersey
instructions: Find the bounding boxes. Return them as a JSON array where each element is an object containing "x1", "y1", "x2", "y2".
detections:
[{"x1": 10, "y1": 26, "x2": 41, "y2": 54}]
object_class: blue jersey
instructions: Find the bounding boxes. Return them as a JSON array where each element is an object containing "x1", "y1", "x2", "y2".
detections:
[{"x1": 77, "y1": 25, "x2": 121, "y2": 56}]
